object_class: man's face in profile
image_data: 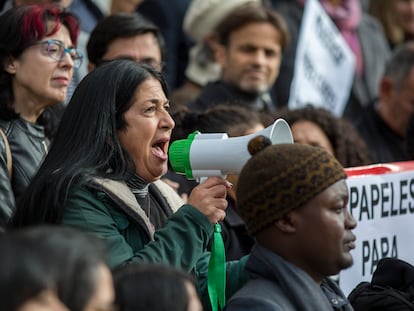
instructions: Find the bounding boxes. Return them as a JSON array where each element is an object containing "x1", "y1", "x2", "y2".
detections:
[{"x1": 290, "y1": 179, "x2": 357, "y2": 281}]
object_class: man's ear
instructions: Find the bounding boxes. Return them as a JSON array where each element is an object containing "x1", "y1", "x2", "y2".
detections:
[
  {"x1": 274, "y1": 213, "x2": 297, "y2": 233},
  {"x1": 87, "y1": 61, "x2": 95, "y2": 73},
  {"x1": 379, "y1": 77, "x2": 394, "y2": 102},
  {"x1": 205, "y1": 33, "x2": 219, "y2": 52},
  {"x1": 212, "y1": 39, "x2": 227, "y2": 67},
  {"x1": 4, "y1": 56, "x2": 17, "y2": 74}
]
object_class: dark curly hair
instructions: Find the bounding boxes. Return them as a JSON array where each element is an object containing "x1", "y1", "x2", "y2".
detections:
[
  {"x1": 171, "y1": 104, "x2": 263, "y2": 144},
  {"x1": 274, "y1": 105, "x2": 374, "y2": 167}
]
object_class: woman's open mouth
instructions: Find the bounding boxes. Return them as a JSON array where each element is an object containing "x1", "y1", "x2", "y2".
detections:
[{"x1": 152, "y1": 140, "x2": 169, "y2": 161}]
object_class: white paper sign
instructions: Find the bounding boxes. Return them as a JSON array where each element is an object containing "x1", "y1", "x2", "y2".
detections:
[
  {"x1": 339, "y1": 169, "x2": 414, "y2": 296},
  {"x1": 288, "y1": 0, "x2": 355, "y2": 116}
]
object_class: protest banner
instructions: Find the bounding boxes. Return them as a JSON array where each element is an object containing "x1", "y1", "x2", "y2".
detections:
[
  {"x1": 288, "y1": 0, "x2": 355, "y2": 116},
  {"x1": 339, "y1": 161, "x2": 414, "y2": 295}
]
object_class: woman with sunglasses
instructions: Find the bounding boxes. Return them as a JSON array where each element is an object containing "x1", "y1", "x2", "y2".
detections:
[{"x1": 0, "y1": 5, "x2": 81, "y2": 228}]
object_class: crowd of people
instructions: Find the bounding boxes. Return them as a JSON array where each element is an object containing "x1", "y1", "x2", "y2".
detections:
[{"x1": 1, "y1": 0, "x2": 413, "y2": 310}]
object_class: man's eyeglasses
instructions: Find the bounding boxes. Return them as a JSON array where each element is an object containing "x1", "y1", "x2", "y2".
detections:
[
  {"x1": 139, "y1": 57, "x2": 165, "y2": 71},
  {"x1": 33, "y1": 39, "x2": 83, "y2": 68}
]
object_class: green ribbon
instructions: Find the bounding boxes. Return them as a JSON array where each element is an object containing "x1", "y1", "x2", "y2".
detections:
[{"x1": 208, "y1": 223, "x2": 226, "y2": 311}]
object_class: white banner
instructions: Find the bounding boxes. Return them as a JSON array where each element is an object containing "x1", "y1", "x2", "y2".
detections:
[
  {"x1": 340, "y1": 168, "x2": 414, "y2": 296},
  {"x1": 288, "y1": 0, "x2": 355, "y2": 116}
]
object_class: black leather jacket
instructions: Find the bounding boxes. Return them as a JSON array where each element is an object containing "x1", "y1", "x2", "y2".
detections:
[{"x1": 0, "y1": 118, "x2": 48, "y2": 229}]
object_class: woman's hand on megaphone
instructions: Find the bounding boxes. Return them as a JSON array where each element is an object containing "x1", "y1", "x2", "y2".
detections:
[{"x1": 187, "y1": 176, "x2": 232, "y2": 224}]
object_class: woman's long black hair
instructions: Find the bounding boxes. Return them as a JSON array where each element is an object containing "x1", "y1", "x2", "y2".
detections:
[{"x1": 10, "y1": 59, "x2": 168, "y2": 227}]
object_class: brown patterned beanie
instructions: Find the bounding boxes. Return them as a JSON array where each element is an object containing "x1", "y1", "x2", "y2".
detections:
[{"x1": 236, "y1": 142, "x2": 347, "y2": 236}]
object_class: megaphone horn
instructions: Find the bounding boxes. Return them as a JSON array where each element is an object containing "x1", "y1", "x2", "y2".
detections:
[{"x1": 168, "y1": 118, "x2": 293, "y2": 179}]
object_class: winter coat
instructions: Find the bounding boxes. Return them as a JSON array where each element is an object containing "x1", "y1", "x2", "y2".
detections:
[
  {"x1": 61, "y1": 177, "x2": 249, "y2": 310},
  {"x1": 225, "y1": 244, "x2": 354, "y2": 311},
  {"x1": 0, "y1": 119, "x2": 48, "y2": 228}
]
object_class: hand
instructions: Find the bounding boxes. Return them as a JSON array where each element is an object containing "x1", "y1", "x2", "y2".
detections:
[{"x1": 187, "y1": 177, "x2": 232, "y2": 224}]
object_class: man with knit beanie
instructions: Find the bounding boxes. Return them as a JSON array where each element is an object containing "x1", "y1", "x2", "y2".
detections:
[{"x1": 225, "y1": 143, "x2": 356, "y2": 311}]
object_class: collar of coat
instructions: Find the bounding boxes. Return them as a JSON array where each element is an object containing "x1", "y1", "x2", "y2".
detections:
[{"x1": 90, "y1": 177, "x2": 184, "y2": 240}]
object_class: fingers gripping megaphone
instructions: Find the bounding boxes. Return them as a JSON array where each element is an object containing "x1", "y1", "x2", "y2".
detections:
[{"x1": 168, "y1": 118, "x2": 294, "y2": 179}]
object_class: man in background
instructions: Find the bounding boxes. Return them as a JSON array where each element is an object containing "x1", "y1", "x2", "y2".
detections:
[
  {"x1": 354, "y1": 42, "x2": 414, "y2": 163},
  {"x1": 189, "y1": 2, "x2": 289, "y2": 114}
]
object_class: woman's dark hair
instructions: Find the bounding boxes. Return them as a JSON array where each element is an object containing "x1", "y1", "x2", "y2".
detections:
[
  {"x1": 274, "y1": 105, "x2": 374, "y2": 167},
  {"x1": 0, "y1": 225, "x2": 107, "y2": 311},
  {"x1": 0, "y1": 5, "x2": 80, "y2": 138},
  {"x1": 11, "y1": 59, "x2": 168, "y2": 226},
  {"x1": 172, "y1": 104, "x2": 263, "y2": 143},
  {"x1": 114, "y1": 264, "x2": 196, "y2": 311},
  {"x1": 0, "y1": 233, "x2": 54, "y2": 311},
  {"x1": 194, "y1": 104, "x2": 262, "y2": 136}
]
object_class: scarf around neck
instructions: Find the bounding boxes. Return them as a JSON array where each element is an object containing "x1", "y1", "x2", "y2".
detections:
[{"x1": 247, "y1": 244, "x2": 352, "y2": 310}]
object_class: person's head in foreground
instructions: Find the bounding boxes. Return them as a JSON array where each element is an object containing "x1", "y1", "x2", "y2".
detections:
[
  {"x1": 0, "y1": 226, "x2": 114, "y2": 311},
  {"x1": 114, "y1": 264, "x2": 202, "y2": 311}
]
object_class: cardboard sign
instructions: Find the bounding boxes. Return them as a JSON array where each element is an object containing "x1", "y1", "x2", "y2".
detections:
[
  {"x1": 339, "y1": 162, "x2": 414, "y2": 296},
  {"x1": 288, "y1": 0, "x2": 355, "y2": 116}
]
